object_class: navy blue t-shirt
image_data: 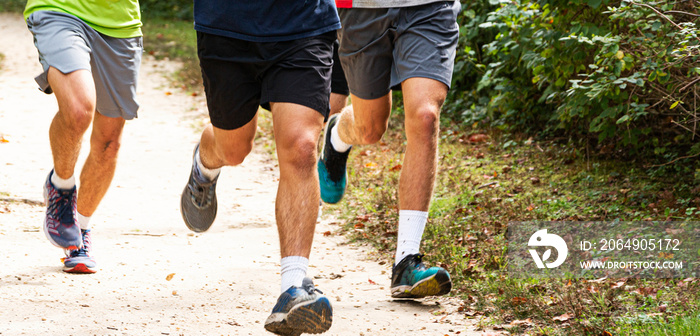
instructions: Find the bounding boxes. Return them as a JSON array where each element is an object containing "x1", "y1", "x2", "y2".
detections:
[{"x1": 194, "y1": 0, "x2": 341, "y2": 42}]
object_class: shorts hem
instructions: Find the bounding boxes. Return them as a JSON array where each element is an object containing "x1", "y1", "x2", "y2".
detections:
[
  {"x1": 263, "y1": 95, "x2": 329, "y2": 117},
  {"x1": 35, "y1": 65, "x2": 91, "y2": 94},
  {"x1": 390, "y1": 73, "x2": 452, "y2": 90},
  {"x1": 97, "y1": 109, "x2": 137, "y2": 120}
]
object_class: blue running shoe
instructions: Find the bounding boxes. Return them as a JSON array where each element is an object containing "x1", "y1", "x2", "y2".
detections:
[
  {"x1": 43, "y1": 170, "x2": 82, "y2": 250},
  {"x1": 265, "y1": 277, "x2": 333, "y2": 335},
  {"x1": 391, "y1": 253, "x2": 452, "y2": 299},
  {"x1": 63, "y1": 229, "x2": 97, "y2": 274},
  {"x1": 180, "y1": 144, "x2": 219, "y2": 232},
  {"x1": 317, "y1": 115, "x2": 351, "y2": 204}
]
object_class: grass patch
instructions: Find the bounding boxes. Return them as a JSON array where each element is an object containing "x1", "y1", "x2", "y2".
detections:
[
  {"x1": 614, "y1": 311, "x2": 700, "y2": 335},
  {"x1": 327, "y1": 113, "x2": 700, "y2": 334},
  {"x1": 141, "y1": 18, "x2": 200, "y2": 90}
]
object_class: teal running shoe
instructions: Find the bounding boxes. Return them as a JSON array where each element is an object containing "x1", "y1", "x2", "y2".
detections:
[
  {"x1": 317, "y1": 115, "x2": 351, "y2": 204},
  {"x1": 264, "y1": 277, "x2": 332, "y2": 335},
  {"x1": 391, "y1": 253, "x2": 452, "y2": 299}
]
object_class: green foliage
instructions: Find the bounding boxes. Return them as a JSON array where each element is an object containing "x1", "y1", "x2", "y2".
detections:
[
  {"x1": 0, "y1": 0, "x2": 26, "y2": 12},
  {"x1": 142, "y1": 18, "x2": 200, "y2": 88},
  {"x1": 139, "y1": 0, "x2": 193, "y2": 20},
  {"x1": 446, "y1": 0, "x2": 700, "y2": 162},
  {"x1": 614, "y1": 310, "x2": 700, "y2": 335}
]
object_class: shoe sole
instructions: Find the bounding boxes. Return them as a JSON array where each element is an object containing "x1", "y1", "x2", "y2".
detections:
[
  {"x1": 265, "y1": 297, "x2": 332, "y2": 335},
  {"x1": 43, "y1": 182, "x2": 80, "y2": 250},
  {"x1": 391, "y1": 271, "x2": 452, "y2": 299},
  {"x1": 64, "y1": 263, "x2": 97, "y2": 274}
]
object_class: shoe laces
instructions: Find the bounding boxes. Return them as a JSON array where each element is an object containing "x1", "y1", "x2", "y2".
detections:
[
  {"x1": 49, "y1": 189, "x2": 76, "y2": 224},
  {"x1": 398, "y1": 253, "x2": 428, "y2": 273},
  {"x1": 68, "y1": 230, "x2": 91, "y2": 258},
  {"x1": 189, "y1": 178, "x2": 215, "y2": 207},
  {"x1": 301, "y1": 277, "x2": 324, "y2": 295}
]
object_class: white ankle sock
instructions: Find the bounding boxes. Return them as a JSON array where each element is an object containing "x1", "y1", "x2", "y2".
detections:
[
  {"x1": 280, "y1": 256, "x2": 309, "y2": 293},
  {"x1": 195, "y1": 149, "x2": 221, "y2": 181},
  {"x1": 50, "y1": 171, "x2": 75, "y2": 190},
  {"x1": 77, "y1": 212, "x2": 91, "y2": 230},
  {"x1": 330, "y1": 125, "x2": 352, "y2": 153},
  {"x1": 395, "y1": 210, "x2": 428, "y2": 266}
]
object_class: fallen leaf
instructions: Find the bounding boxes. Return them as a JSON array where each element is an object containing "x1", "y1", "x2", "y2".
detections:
[
  {"x1": 553, "y1": 313, "x2": 573, "y2": 322},
  {"x1": 468, "y1": 134, "x2": 488, "y2": 143},
  {"x1": 588, "y1": 277, "x2": 607, "y2": 283},
  {"x1": 322, "y1": 231, "x2": 332, "y2": 237},
  {"x1": 364, "y1": 162, "x2": 377, "y2": 168},
  {"x1": 389, "y1": 164, "x2": 402, "y2": 172},
  {"x1": 511, "y1": 297, "x2": 527, "y2": 305},
  {"x1": 368, "y1": 279, "x2": 377, "y2": 285},
  {"x1": 510, "y1": 318, "x2": 533, "y2": 327},
  {"x1": 165, "y1": 91, "x2": 172, "y2": 96},
  {"x1": 165, "y1": 273, "x2": 175, "y2": 281},
  {"x1": 611, "y1": 281, "x2": 626, "y2": 289},
  {"x1": 355, "y1": 214, "x2": 370, "y2": 222},
  {"x1": 665, "y1": 228, "x2": 683, "y2": 235}
]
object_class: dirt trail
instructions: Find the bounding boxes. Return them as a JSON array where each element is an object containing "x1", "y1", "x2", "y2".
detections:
[{"x1": 0, "y1": 13, "x2": 482, "y2": 336}]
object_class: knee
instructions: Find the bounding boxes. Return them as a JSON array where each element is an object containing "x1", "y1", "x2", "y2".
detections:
[
  {"x1": 218, "y1": 140, "x2": 253, "y2": 166},
  {"x1": 280, "y1": 136, "x2": 318, "y2": 173},
  {"x1": 97, "y1": 139, "x2": 121, "y2": 159},
  {"x1": 359, "y1": 125, "x2": 386, "y2": 145},
  {"x1": 406, "y1": 106, "x2": 440, "y2": 140},
  {"x1": 61, "y1": 99, "x2": 95, "y2": 132}
]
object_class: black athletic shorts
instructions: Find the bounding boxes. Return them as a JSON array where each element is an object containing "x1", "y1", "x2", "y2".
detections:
[
  {"x1": 197, "y1": 31, "x2": 335, "y2": 130},
  {"x1": 331, "y1": 39, "x2": 349, "y2": 96}
]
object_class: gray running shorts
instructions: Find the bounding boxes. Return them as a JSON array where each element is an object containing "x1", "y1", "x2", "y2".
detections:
[
  {"x1": 26, "y1": 11, "x2": 143, "y2": 120},
  {"x1": 337, "y1": 1, "x2": 461, "y2": 100}
]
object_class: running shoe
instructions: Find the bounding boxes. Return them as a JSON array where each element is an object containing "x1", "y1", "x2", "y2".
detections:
[
  {"x1": 264, "y1": 277, "x2": 333, "y2": 335},
  {"x1": 180, "y1": 144, "x2": 218, "y2": 232},
  {"x1": 43, "y1": 170, "x2": 82, "y2": 250},
  {"x1": 317, "y1": 115, "x2": 351, "y2": 204},
  {"x1": 63, "y1": 229, "x2": 97, "y2": 274},
  {"x1": 391, "y1": 253, "x2": 452, "y2": 299}
]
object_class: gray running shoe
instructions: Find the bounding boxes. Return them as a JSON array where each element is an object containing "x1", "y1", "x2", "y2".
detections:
[{"x1": 180, "y1": 145, "x2": 218, "y2": 232}]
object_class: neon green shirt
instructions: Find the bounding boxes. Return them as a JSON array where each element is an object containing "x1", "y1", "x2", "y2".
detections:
[{"x1": 24, "y1": 0, "x2": 142, "y2": 38}]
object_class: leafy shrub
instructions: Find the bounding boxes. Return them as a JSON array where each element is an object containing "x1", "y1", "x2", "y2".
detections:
[
  {"x1": 140, "y1": 0, "x2": 193, "y2": 20},
  {"x1": 446, "y1": 0, "x2": 700, "y2": 161}
]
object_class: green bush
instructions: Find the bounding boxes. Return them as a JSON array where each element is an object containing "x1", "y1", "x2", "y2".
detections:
[
  {"x1": 140, "y1": 0, "x2": 192, "y2": 20},
  {"x1": 446, "y1": 0, "x2": 700, "y2": 161}
]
